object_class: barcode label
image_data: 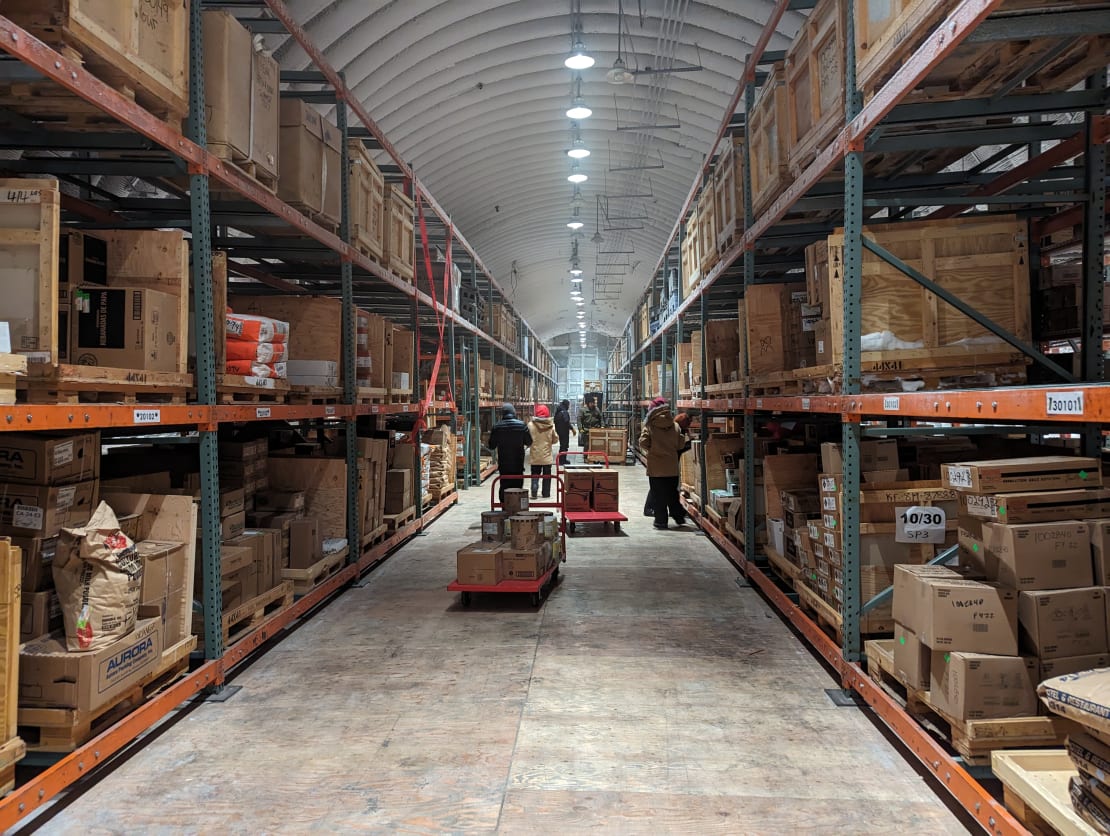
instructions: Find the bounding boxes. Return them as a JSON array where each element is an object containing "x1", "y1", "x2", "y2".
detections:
[
  {"x1": 325, "y1": 406, "x2": 336, "y2": 416},
  {"x1": 256, "y1": 407, "x2": 271, "y2": 418},
  {"x1": 1046, "y1": 390, "x2": 1084, "y2": 416},
  {"x1": 883, "y1": 397, "x2": 900, "y2": 411},
  {"x1": 12, "y1": 504, "x2": 43, "y2": 530},
  {"x1": 133, "y1": 409, "x2": 161, "y2": 424},
  {"x1": 53, "y1": 440, "x2": 74, "y2": 467}
]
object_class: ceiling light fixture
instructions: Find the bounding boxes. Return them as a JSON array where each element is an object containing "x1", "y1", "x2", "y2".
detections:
[
  {"x1": 567, "y1": 164, "x2": 588, "y2": 184},
  {"x1": 569, "y1": 267, "x2": 584, "y2": 276},
  {"x1": 567, "y1": 140, "x2": 590, "y2": 159},
  {"x1": 607, "y1": 0, "x2": 635, "y2": 85},
  {"x1": 564, "y1": 18, "x2": 594, "y2": 71},
  {"x1": 566, "y1": 75, "x2": 592, "y2": 119},
  {"x1": 567, "y1": 220, "x2": 584, "y2": 230}
]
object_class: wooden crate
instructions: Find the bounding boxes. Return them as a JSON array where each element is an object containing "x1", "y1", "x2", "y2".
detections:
[
  {"x1": 201, "y1": 10, "x2": 279, "y2": 193},
  {"x1": 0, "y1": 356, "x2": 26, "y2": 406},
  {"x1": 993, "y1": 749, "x2": 1099, "y2": 836},
  {"x1": 0, "y1": 540, "x2": 22, "y2": 766},
  {"x1": 391, "y1": 324, "x2": 414, "y2": 397},
  {"x1": 696, "y1": 186, "x2": 718, "y2": 277},
  {"x1": 0, "y1": 180, "x2": 59, "y2": 364},
  {"x1": 822, "y1": 215, "x2": 1032, "y2": 369},
  {"x1": 785, "y1": 0, "x2": 846, "y2": 176},
  {"x1": 349, "y1": 140, "x2": 384, "y2": 261},
  {"x1": 712, "y1": 135, "x2": 744, "y2": 254},
  {"x1": 748, "y1": 62, "x2": 790, "y2": 216},
  {"x1": 681, "y1": 208, "x2": 701, "y2": 293},
  {"x1": 2, "y1": 1, "x2": 189, "y2": 128},
  {"x1": 384, "y1": 185, "x2": 415, "y2": 282}
]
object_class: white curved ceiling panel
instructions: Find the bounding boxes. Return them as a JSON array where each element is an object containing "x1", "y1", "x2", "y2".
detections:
[{"x1": 271, "y1": 1, "x2": 804, "y2": 342}]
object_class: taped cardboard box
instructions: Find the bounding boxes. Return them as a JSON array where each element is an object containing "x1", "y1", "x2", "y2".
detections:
[
  {"x1": 930, "y1": 652, "x2": 1037, "y2": 721},
  {"x1": 137, "y1": 539, "x2": 189, "y2": 651},
  {"x1": 911, "y1": 574, "x2": 1018, "y2": 655},
  {"x1": 894, "y1": 622, "x2": 930, "y2": 690},
  {"x1": 12, "y1": 535, "x2": 57, "y2": 592},
  {"x1": 984, "y1": 520, "x2": 1092, "y2": 590},
  {"x1": 70, "y1": 287, "x2": 181, "y2": 372},
  {"x1": 456, "y1": 541, "x2": 504, "y2": 585},
  {"x1": 20, "y1": 589, "x2": 61, "y2": 641},
  {"x1": 1038, "y1": 654, "x2": 1110, "y2": 684},
  {"x1": 0, "y1": 479, "x2": 98, "y2": 539},
  {"x1": 501, "y1": 543, "x2": 552, "y2": 580},
  {"x1": 0, "y1": 432, "x2": 101, "y2": 485},
  {"x1": 288, "y1": 518, "x2": 322, "y2": 570},
  {"x1": 19, "y1": 616, "x2": 162, "y2": 714},
  {"x1": 942, "y1": 456, "x2": 1102, "y2": 493},
  {"x1": 960, "y1": 488, "x2": 1110, "y2": 524},
  {"x1": 1019, "y1": 587, "x2": 1108, "y2": 660},
  {"x1": 1090, "y1": 519, "x2": 1110, "y2": 585}
]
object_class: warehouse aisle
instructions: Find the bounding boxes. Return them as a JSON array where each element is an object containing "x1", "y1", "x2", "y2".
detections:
[{"x1": 30, "y1": 466, "x2": 967, "y2": 834}]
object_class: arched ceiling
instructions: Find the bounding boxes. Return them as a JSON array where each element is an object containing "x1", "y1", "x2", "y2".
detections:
[{"x1": 269, "y1": 1, "x2": 804, "y2": 345}]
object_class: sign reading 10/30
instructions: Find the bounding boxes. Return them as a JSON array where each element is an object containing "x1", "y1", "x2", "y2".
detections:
[{"x1": 896, "y1": 505, "x2": 946, "y2": 544}]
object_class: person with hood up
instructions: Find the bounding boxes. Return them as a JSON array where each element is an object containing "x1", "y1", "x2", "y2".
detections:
[
  {"x1": 526, "y1": 405, "x2": 558, "y2": 499},
  {"x1": 488, "y1": 403, "x2": 531, "y2": 503},
  {"x1": 638, "y1": 397, "x2": 689, "y2": 530},
  {"x1": 553, "y1": 399, "x2": 576, "y2": 465}
]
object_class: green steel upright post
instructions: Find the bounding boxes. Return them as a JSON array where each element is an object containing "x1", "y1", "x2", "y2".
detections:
[
  {"x1": 449, "y1": 305, "x2": 460, "y2": 489},
  {"x1": 337, "y1": 92, "x2": 360, "y2": 561},
  {"x1": 675, "y1": 315, "x2": 684, "y2": 401},
  {"x1": 661, "y1": 328, "x2": 669, "y2": 400},
  {"x1": 186, "y1": 0, "x2": 223, "y2": 662},
  {"x1": 841, "y1": 0, "x2": 865, "y2": 663},
  {"x1": 741, "y1": 84, "x2": 757, "y2": 562},
  {"x1": 699, "y1": 291, "x2": 708, "y2": 401},
  {"x1": 1082, "y1": 69, "x2": 1107, "y2": 457}
]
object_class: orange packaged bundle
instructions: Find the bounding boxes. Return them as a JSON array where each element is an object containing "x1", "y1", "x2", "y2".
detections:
[
  {"x1": 225, "y1": 340, "x2": 289, "y2": 363},
  {"x1": 226, "y1": 313, "x2": 289, "y2": 343},
  {"x1": 225, "y1": 361, "x2": 287, "y2": 379}
]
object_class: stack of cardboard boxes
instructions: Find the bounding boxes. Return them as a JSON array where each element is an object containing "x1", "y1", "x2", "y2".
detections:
[
  {"x1": 220, "y1": 439, "x2": 268, "y2": 505},
  {"x1": 562, "y1": 468, "x2": 620, "y2": 513},
  {"x1": 456, "y1": 495, "x2": 562, "y2": 586},
  {"x1": 0, "y1": 434, "x2": 101, "y2": 641},
  {"x1": 889, "y1": 455, "x2": 1110, "y2": 723}
]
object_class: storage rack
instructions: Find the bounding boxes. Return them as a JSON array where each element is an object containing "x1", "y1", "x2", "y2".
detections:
[
  {"x1": 608, "y1": 0, "x2": 1107, "y2": 832},
  {"x1": 0, "y1": 0, "x2": 556, "y2": 825}
]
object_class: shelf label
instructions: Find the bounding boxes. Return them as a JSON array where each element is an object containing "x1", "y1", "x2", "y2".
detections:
[
  {"x1": 946, "y1": 466, "x2": 973, "y2": 489},
  {"x1": 883, "y1": 396, "x2": 900, "y2": 411},
  {"x1": 133, "y1": 409, "x2": 161, "y2": 425},
  {"x1": 896, "y1": 505, "x2": 946, "y2": 543},
  {"x1": 1046, "y1": 390, "x2": 1084, "y2": 416},
  {"x1": 256, "y1": 407, "x2": 271, "y2": 419},
  {"x1": 801, "y1": 398, "x2": 811, "y2": 411},
  {"x1": 726, "y1": 399, "x2": 734, "y2": 410},
  {"x1": 372, "y1": 405, "x2": 380, "y2": 414},
  {"x1": 12, "y1": 504, "x2": 43, "y2": 530},
  {"x1": 755, "y1": 398, "x2": 764, "y2": 409},
  {"x1": 325, "y1": 406, "x2": 337, "y2": 416}
]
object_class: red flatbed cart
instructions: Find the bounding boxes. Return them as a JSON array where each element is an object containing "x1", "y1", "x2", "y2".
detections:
[
  {"x1": 448, "y1": 474, "x2": 567, "y2": 607},
  {"x1": 557, "y1": 451, "x2": 629, "y2": 535}
]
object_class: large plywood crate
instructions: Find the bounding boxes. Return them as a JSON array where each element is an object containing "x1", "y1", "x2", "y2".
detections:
[
  {"x1": 801, "y1": 216, "x2": 1032, "y2": 391},
  {"x1": 384, "y1": 185, "x2": 415, "y2": 282},
  {"x1": 712, "y1": 136, "x2": 744, "y2": 255},
  {"x1": 0, "y1": 180, "x2": 59, "y2": 365},
  {"x1": 749, "y1": 62, "x2": 790, "y2": 216},
  {"x1": 784, "y1": 0, "x2": 846, "y2": 177},
  {"x1": 2, "y1": 0, "x2": 189, "y2": 128},
  {"x1": 696, "y1": 186, "x2": 718, "y2": 278},
  {"x1": 0, "y1": 539, "x2": 25, "y2": 793},
  {"x1": 349, "y1": 141, "x2": 384, "y2": 261},
  {"x1": 681, "y1": 207, "x2": 702, "y2": 293}
]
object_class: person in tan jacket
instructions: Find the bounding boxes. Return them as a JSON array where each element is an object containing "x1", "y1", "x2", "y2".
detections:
[
  {"x1": 527, "y1": 405, "x2": 558, "y2": 499},
  {"x1": 639, "y1": 397, "x2": 688, "y2": 529}
]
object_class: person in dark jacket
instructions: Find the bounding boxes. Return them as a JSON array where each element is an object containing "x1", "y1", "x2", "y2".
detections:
[
  {"x1": 579, "y1": 396, "x2": 604, "y2": 452},
  {"x1": 488, "y1": 403, "x2": 532, "y2": 503},
  {"x1": 553, "y1": 399, "x2": 575, "y2": 465}
]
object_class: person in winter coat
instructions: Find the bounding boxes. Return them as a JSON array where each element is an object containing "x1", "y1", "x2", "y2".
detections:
[
  {"x1": 526, "y1": 405, "x2": 558, "y2": 498},
  {"x1": 638, "y1": 398, "x2": 689, "y2": 530},
  {"x1": 553, "y1": 399, "x2": 576, "y2": 465},
  {"x1": 578, "y1": 396, "x2": 604, "y2": 452},
  {"x1": 488, "y1": 403, "x2": 531, "y2": 503},
  {"x1": 643, "y1": 407, "x2": 692, "y2": 517}
]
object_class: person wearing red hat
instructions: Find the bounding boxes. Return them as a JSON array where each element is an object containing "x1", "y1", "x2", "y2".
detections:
[{"x1": 527, "y1": 404, "x2": 558, "y2": 499}]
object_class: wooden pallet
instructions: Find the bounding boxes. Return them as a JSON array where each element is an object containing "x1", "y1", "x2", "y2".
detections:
[
  {"x1": 993, "y1": 749, "x2": 1099, "y2": 836},
  {"x1": 388, "y1": 390, "x2": 413, "y2": 404},
  {"x1": 355, "y1": 386, "x2": 388, "y2": 405},
  {"x1": 17, "y1": 635, "x2": 195, "y2": 754},
  {"x1": 361, "y1": 523, "x2": 389, "y2": 551},
  {"x1": 281, "y1": 549, "x2": 348, "y2": 596},
  {"x1": 19, "y1": 365, "x2": 192, "y2": 404},
  {"x1": 0, "y1": 737, "x2": 26, "y2": 796},
  {"x1": 383, "y1": 506, "x2": 416, "y2": 531},
  {"x1": 208, "y1": 153, "x2": 278, "y2": 197},
  {"x1": 216, "y1": 374, "x2": 289, "y2": 404},
  {"x1": 747, "y1": 371, "x2": 804, "y2": 396},
  {"x1": 796, "y1": 579, "x2": 895, "y2": 643},
  {"x1": 0, "y1": 355, "x2": 27, "y2": 407},
  {"x1": 286, "y1": 385, "x2": 343, "y2": 405},
  {"x1": 765, "y1": 545, "x2": 802, "y2": 591},
  {"x1": 195, "y1": 582, "x2": 294, "y2": 653}
]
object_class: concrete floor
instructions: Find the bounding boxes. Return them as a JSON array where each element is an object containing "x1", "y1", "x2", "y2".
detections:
[{"x1": 28, "y1": 464, "x2": 970, "y2": 834}]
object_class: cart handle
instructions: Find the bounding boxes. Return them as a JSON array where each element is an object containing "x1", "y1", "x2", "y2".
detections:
[
  {"x1": 555, "y1": 450, "x2": 610, "y2": 474},
  {"x1": 489, "y1": 473, "x2": 566, "y2": 511}
]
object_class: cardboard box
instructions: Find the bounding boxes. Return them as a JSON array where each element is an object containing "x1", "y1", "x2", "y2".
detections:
[
  {"x1": 501, "y1": 544, "x2": 551, "y2": 580},
  {"x1": 384, "y1": 469, "x2": 412, "y2": 515},
  {"x1": 249, "y1": 528, "x2": 282, "y2": 593},
  {"x1": 0, "y1": 479, "x2": 98, "y2": 538},
  {"x1": 232, "y1": 562, "x2": 258, "y2": 601},
  {"x1": 1038, "y1": 654, "x2": 1110, "y2": 683},
  {"x1": 456, "y1": 541, "x2": 504, "y2": 585},
  {"x1": 253, "y1": 491, "x2": 305, "y2": 513},
  {"x1": 1019, "y1": 587, "x2": 1108, "y2": 660},
  {"x1": 12, "y1": 535, "x2": 57, "y2": 592},
  {"x1": 929, "y1": 652, "x2": 1037, "y2": 721},
  {"x1": 137, "y1": 539, "x2": 190, "y2": 648},
  {"x1": 942, "y1": 456, "x2": 1102, "y2": 492},
  {"x1": 566, "y1": 472, "x2": 596, "y2": 493},
  {"x1": 892, "y1": 564, "x2": 961, "y2": 633},
  {"x1": 19, "y1": 617, "x2": 163, "y2": 713},
  {"x1": 960, "y1": 489, "x2": 1110, "y2": 524},
  {"x1": 820, "y1": 441, "x2": 898, "y2": 475},
  {"x1": 0, "y1": 432, "x2": 100, "y2": 484},
  {"x1": 894, "y1": 622, "x2": 930, "y2": 690},
  {"x1": 71, "y1": 287, "x2": 180, "y2": 372},
  {"x1": 288, "y1": 517, "x2": 322, "y2": 569},
  {"x1": 20, "y1": 589, "x2": 61, "y2": 641},
  {"x1": 917, "y1": 578, "x2": 1019, "y2": 655},
  {"x1": 983, "y1": 520, "x2": 1092, "y2": 590},
  {"x1": 219, "y1": 439, "x2": 267, "y2": 461},
  {"x1": 219, "y1": 488, "x2": 245, "y2": 517},
  {"x1": 564, "y1": 491, "x2": 591, "y2": 511},
  {"x1": 278, "y1": 99, "x2": 326, "y2": 216},
  {"x1": 1090, "y1": 519, "x2": 1110, "y2": 585},
  {"x1": 219, "y1": 510, "x2": 246, "y2": 541}
]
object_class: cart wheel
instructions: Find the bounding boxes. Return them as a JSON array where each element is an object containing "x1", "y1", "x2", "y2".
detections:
[
  {"x1": 460, "y1": 592, "x2": 471, "y2": 607},
  {"x1": 614, "y1": 521, "x2": 621, "y2": 532},
  {"x1": 552, "y1": 566, "x2": 560, "y2": 582},
  {"x1": 569, "y1": 522, "x2": 576, "y2": 534},
  {"x1": 530, "y1": 592, "x2": 541, "y2": 607}
]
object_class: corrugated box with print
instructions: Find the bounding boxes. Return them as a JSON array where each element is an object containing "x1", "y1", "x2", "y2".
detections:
[
  {"x1": 983, "y1": 520, "x2": 1091, "y2": 590},
  {"x1": 916, "y1": 577, "x2": 1018, "y2": 655},
  {"x1": 0, "y1": 480, "x2": 98, "y2": 538},
  {"x1": 0, "y1": 432, "x2": 100, "y2": 485},
  {"x1": 1019, "y1": 587, "x2": 1108, "y2": 660},
  {"x1": 930, "y1": 652, "x2": 1037, "y2": 721},
  {"x1": 501, "y1": 543, "x2": 551, "y2": 580},
  {"x1": 456, "y1": 541, "x2": 504, "y2": 585}
]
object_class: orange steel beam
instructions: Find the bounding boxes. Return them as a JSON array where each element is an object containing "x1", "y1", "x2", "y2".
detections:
[
  {"x1": 685, "y1": 502, "x2": 1024, "y2": 835},
  {"x1": 0, "y1": 491, "x2": 458, "y2": 829},
  {"x1": 0, "y1": 404, "x2": 211, "y2": 432}
]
